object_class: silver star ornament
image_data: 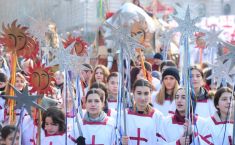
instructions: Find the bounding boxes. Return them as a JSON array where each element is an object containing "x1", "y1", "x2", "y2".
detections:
[
  {"x1": 1, "y1": 85, "x2": 45, "y2": 117},
  {"x1": 207, "y1": 59, "x2": 234, "y2": 88},
  {"x1": 170, "y1": 6, "x2": 203, "y2": 44}
]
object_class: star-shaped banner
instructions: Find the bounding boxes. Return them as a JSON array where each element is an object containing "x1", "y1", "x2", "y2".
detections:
[
  {"x1": 170, "y1": 6, "x2": 203, "y2": 44},
  {"x1": 217, "y1": 41, "x2": 235, "y2": 71},
  {"x1": 159, "y1": 30, "x2": 172, "y2": 60},
  {"x1": 204, "y1": 28, "x2": 223, "y2": 49},
  {"x1": 207, "y1": 59, "x2": 234, "y2": 88},
  {"x1": 28, "y1": 17, "x2": 49, "y2": 41},
  {"x1": 47, "y1": 38, "x2": 87, "y2": 78},
  {"x1": 104, "y1": 22, "x2": 145, "y2": 60},
  {"x1": 1, "y1": 85, "x2": 45, "y2": 117}
]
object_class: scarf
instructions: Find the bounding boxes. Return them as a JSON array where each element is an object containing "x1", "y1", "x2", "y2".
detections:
[
  {"x1": 192, "y1": 87, "x2": 207, "y2": 113},
  {"x1": 83, "y1": 111, "x2": 107, "y2": 122},
  {"x1": 174, "y1": 110, "x2": 185, "y2": 124}
]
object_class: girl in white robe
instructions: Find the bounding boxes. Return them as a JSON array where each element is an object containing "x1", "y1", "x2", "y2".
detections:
[
  {"x1": 189, "y1": 66, "x2": 216, "y2": 118},
  {"x1": 40, "y1": 107, "x2": 74, "y2": 145},
  {"x1": 200, "y1": 87, "x2": 234, "y2": 145},
  {"x1": 122, "y1": 79, "x2": 163, "y2": 145},
  {"x1": 156, "y1": 87, "x2": 207, "y2": 145},
  {"x1": 80, "y1": 89, "x2": 116, "y2": 145},
  {"x1": 152, "y1": 67, "x2": 180, "y2": 116}
]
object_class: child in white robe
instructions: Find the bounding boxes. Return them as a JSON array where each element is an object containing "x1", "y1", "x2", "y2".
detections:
[
  {"x1": 122, "y1": 79, "x2": 163, "y2": 145},
  {"x1": 157, "y1": 88, "x2": 207, "y2": 145},
  {"x1": 80, "y1": 89, "x2": 116, "y2": 145},
  {"x1": 201, "y1": 87, "x2": 234, "y2": 145},
  {"x1": 152, "y1": 67, "x2": 180, "y2": 116},
  {"x1": 189, "y1": 66, "x2": 216, "y2": 118},
  {"x1": 40, "y1": 107, "x2": 74, "y2": 145}
]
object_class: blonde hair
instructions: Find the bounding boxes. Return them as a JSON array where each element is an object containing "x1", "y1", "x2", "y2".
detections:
[{"x1": 156, "y1": 81, "x2": 179, "y2": 105}]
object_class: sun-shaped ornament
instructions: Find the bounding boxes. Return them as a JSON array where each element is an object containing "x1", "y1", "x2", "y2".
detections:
[
  {"x1": 63, "y1": 36, "x2": 88, "y2": 56},
  {"x1": 27, "y1": 62, "x2": 55, "y2": 95},
  {"x1": 0, "y1": 20, "x2": 39, "y2": 59}
]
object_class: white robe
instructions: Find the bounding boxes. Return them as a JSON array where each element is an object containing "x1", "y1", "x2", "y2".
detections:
[
  {"x1": 81, "y1": 117, "x2": 116, "y2": 145},
  {"x1": 66, "y1": 114, "x2": 80, "y2": 145},
  {"x1": 108, "y1": 100, "x2": 118, "y2": 110},
  {"x1": 107, "y1": 108, "x2": 117, "y2": 121},
  {"x1": 170, "y1": 99, "x2": 216, "y2": 118},
  {"x1": 201, "y1": 113, "x2": 233, "y2": 145},
  {"x1": 151, "y1": 93, "x2": 175, "y2": 116},
  {"x1": 21, "y1": 116, "x2": 42, "y2": 145},
  {"x1": 40, "y1": 131, "x2": 75, "y2": 145},
  {"x1": 124, "y1": 108, "x2": 163, "y2": 145},
  {"x1": 0, "y1": 97, "x2": 5, "y2": 123},
  {"x1": 157, "y1": 113, "x2": 207, "y2": 145}
]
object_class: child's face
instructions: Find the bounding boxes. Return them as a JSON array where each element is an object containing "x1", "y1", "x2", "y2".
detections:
[
  {"x1": 217, "y1": 92, "x2": 233, "y2": 116},
  {"x1": 86, "y1": 93, "x2": 104, "y2": 118},
  {"x1": 175, "y1": 89, "x2": 186, "y2": 114},
  {"x1": 95, "y1": 68, "x2": 104, "y2": 83},
  {"x1": 15, "y1": 76, "x2": 26, "y2": 91},
  {"x1": 45, "y1": 116, "x2": 59, "y2": 135},
  {"x1": 191, "y1": 69, "x2": 203, "y2": 89},
  {"x1": 54, "y1": 73, "x2": 64, "y2": 85},
  {"x1": 163, "y1": 75, "x2": 177, "y2": 91},
  {"x1": 107, "y1": 76, "x2": 118, "y2": 96},
  {"x1": 5, "y1": 132, "x2": 19, "y2": 145},
  {"x1": 134, "y1": 86, "x2": 151, "y2": 111}
]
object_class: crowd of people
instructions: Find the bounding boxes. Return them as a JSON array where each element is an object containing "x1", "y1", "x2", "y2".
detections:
[{"x1": 0, "y1": 48, "x2": 234, "y2": 145}]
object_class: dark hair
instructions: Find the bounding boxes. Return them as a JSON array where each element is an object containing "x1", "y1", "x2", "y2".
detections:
[
  {"x1": 124, "y1": 59, "x2": 136, "y2": 69},
  {"x1": 162, "y1": 67, "x2": 180, "y2": 84},
  {"x1": 42, "y1": 107, "x2": 66, "y2": 133},
  {"x1": 153, "y1": 53, "x2": 163, "y2": 60},
  {"x1": 144, "y1": 61, "x2": 152, "y2": 72},
  {"x1": 107, "y1": 72, "x2": 118, "y2": 82},
  {"x1": 90, "y1": 82, "x2": 109, "y2": 112},
  {"x1": 85, "y1": 89, "x2": 105, "y2": 103},
  {"x1": 1, "y1": 125, "x2": 17, "y2": 139},
  {"x1": 160, "y1": 60, "x2": 176, "y2": 72},
  {"x1": 190, "y1": 65, "x2": 204, "y2": 78},
  {"x1": 82, "y1": 63, "x2": 93, "y2": 71},
  {"x1": 133, "y1": 79, "x2": 152, "y2": 91},
  {"x1": 132, "y1": 79, "x2": 153, "y2": 114},
  {"x1": 214, "y1": 87, "x2": 233, "y2": 110},
  {"x1": 203, "y1": 68, "x2": 212, "y2": 85},
  {"x1": 0, "y1": 72, "x2": 7, "y2": 82},
  {"x1": 130, "y1": 67, "x2": 141, "y2": 89}
]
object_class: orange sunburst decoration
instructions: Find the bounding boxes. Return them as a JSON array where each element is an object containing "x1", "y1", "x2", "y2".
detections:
[
  {"x1": 0, "y1": 20, "x2": 39, "y2": 59},
  {"x1": 28, "y1": 62, "x2": 55, "y2": 95},
  {"x1": 63, "y1": 35, "x2": 88, "y2": 56}
]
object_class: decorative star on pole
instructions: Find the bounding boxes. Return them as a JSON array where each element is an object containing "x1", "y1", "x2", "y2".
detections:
[
  {"x1": 204, "y1": 28, "x2": 223, "y2": 49},
  {"x1": 217, "y1": 41, "x2": 235, "y2": 71},
  {"x1": 1, "y1": 85, "x2": 45, "y2": 117},
  {"x1": 170, "y1": 6, "x2": 203, "y2": 44},
  {"x1": 41, "y1": 46, "x2": 54, "y2": 57},
  {"x1": 47, "y1": 40, "x2": 81, "y2": 72},
  {"x1": 29, "y1": 17, "x2": 49, "y2": 41},
  {"x1": 104, "y1": 22, "x2": 144, "y2": 59},
  {"x1": 159, "y1": 30, "x2": 172, "y2": 60},
  {"x1": 207, "y1": 59, "x2": 234, "y2": 88}
]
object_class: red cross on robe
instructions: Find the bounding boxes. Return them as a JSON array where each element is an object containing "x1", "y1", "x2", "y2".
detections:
[
  {"x1": 87, "y1": 135, "x2": 104, "y2": 145},
  {"x1": 129, "y1": 128, "x2": 148, "y2": 145}
]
